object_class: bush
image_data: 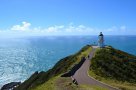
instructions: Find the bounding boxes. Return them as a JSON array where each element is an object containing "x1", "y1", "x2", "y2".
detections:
[{"x1": 90, "y1": 46, "x2": 136, "y2": 83}]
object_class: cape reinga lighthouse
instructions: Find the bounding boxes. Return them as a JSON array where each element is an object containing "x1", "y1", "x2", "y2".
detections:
[{"x1": 98, "y1": 32, "x2": 104, "y2": 48}]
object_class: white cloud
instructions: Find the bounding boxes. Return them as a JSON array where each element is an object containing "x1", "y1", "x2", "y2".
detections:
[
  {"x1": 46, "y1": 27, "x2": 58, "y2": 33},
  {"x1": 11, "y1": 22, "x2": 31, "y2": 31}
]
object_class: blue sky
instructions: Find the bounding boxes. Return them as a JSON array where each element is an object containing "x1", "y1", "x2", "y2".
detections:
[{"x1": 0, "y1": 0, "x2": 136, "y2": 36}]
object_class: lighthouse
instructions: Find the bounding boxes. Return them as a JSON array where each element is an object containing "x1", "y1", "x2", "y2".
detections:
[{"x1": 98, "y1": 32, "x2": 104, "y2": 48}]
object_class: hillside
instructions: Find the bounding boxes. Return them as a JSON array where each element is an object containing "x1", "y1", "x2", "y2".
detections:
[
  {"x1": 14, "y1": 45, "x2": 92, "y2": 90},
  {"x1": 89, "y1": 46, "x2": 136, "y2": 90},
  {"x1": 13, "y1": 45, "x2": 136, "y2": 90}
]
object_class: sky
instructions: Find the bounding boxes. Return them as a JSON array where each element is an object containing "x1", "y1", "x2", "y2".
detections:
[{"x1": 0, "y1": 0, "x2": 136, "y2": 36}]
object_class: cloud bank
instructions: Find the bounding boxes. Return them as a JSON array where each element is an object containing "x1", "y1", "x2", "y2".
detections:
[{"x1": 0, "y1": 21, "x2": 133, "y2": 37}]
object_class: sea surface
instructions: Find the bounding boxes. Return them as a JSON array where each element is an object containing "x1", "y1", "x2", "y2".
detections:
[{"x1": 0, "y1": 35, "x2": 136, "y2": 87}]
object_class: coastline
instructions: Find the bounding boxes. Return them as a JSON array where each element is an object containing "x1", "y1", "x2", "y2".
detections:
[
  {"x1": 12, "y1": 45, "x2": 92, "y2": 90},
  {"x1": 1, "y1": 45, "x2": 136, "y2": 90}
]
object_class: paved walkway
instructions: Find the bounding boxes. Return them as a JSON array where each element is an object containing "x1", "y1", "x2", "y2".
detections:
[{"x1": 73, "y1": 46, "x2": 119, "y2": 90}]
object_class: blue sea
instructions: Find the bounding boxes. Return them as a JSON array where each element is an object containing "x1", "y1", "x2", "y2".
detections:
[{"x1": 0, "y1": 35, "x2": 136, "y2": 87}]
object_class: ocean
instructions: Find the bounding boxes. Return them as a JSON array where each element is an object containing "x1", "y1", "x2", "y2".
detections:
[{"x1": 0, "y1": 35, "x2": 136, "y2": 87}]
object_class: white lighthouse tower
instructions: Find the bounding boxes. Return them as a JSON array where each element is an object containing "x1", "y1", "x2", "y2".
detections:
[{"x1": 98, "y1": 32, "x2": 104, "y2": 48}]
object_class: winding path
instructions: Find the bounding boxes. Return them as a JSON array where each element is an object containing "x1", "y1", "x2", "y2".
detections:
[{"x1": 73, "y1": 46, "x2": 119, "y2": 90}]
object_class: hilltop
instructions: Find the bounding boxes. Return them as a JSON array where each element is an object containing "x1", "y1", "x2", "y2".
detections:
[{"x1": 89, "y1": 46, "x2": 136, "y2": 90}]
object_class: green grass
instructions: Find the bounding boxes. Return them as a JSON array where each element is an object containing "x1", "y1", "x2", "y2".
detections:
[
  {"x1": 89, "y1": 46, "x2": 136, "y2": 90},
  {"x1": 30, "y1": 76, "x2": 58, "y2": 90},
  {"x1": 80, "y1": 85, "x2": 108, "y2": 90},
  {"x1": 31, "y1": 75, "x2": 108, "y2": 90},
  {"x1": 31, "y1": 75, "x2": 77, "y2": 90},
  {"x1": 89, "y1": 70, "x2": 136, "y2": 90}
]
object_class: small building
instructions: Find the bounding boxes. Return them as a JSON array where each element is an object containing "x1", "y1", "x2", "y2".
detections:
[{"x1": 98, "y1": 32, "x2": 104, "y2": 48}]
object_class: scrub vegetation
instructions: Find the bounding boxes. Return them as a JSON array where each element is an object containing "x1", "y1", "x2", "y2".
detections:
[{"x1": 89, "y1": 46, "x2": 136, "y2": 90}]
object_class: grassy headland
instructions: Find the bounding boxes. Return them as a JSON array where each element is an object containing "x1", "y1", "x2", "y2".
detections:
[
  {"x1": 15, "y1": 45, "x2": 93, "y2": 90},
  {"x1": 89, "y1": 46, "x2": 136, "y2": 90},
  {"x1": 14, "y1": 45, "x2": 136, "y2": 90}
]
